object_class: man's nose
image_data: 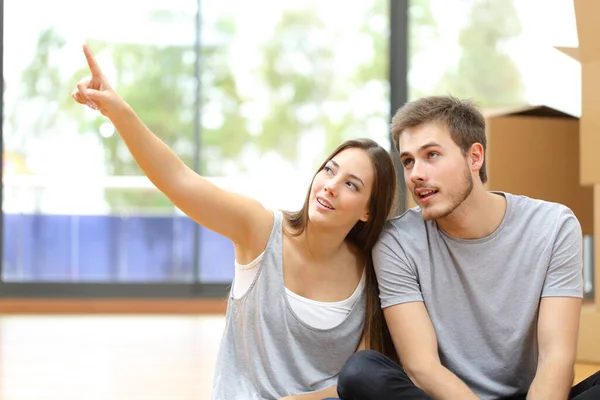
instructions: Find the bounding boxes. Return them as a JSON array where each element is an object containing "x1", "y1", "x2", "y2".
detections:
[{"x1": 409, "y1": 161, "x2": 428, "y2": 184}]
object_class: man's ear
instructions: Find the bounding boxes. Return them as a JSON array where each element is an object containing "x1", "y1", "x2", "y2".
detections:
[{"x1": 469, "y1": 143, "x2": 484, "y2": 172}]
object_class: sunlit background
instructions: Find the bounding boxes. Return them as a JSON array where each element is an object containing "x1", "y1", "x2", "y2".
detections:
[
  {"x1": 1, "y1": 0, "x2": 584, "y2": 284},
  {"x1": 1, "y1": 1, "x2": 598, "y2": 398}
]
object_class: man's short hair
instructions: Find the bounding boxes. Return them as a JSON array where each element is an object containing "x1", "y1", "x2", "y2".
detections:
[{"x1": 391, "y1": 95, "x2": 488, "y2": 183}]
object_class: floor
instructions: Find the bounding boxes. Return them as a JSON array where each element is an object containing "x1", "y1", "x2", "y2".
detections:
[
  {"x1": 0, "y1": 315, "x2": 224, "y2": 400},
  {"x1": 0, "y1": 315, "x2": 597, "y2": 400}
]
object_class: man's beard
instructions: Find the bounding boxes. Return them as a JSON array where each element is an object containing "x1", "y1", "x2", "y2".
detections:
[{"x1": 419, "y1": 162, "x2": 474, "y2": 221}]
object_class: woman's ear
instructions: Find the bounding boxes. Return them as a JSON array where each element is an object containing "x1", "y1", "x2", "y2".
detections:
[{"x1": 360, "y1": 211, "x2": 370, "y2": 222}]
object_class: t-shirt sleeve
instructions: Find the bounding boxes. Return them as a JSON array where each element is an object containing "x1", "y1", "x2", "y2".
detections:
[
  {"x1": 542, "y1": 208, "x2": 584, "y2": 298},
  {"x1": 372, "y1": 225, "x2": 423, "y2": 308}
]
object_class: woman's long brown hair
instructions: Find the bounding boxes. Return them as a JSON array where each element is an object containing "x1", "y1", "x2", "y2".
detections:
[
  {"x1": 283, "y1": 138, "x2": 399, "y2": 362},
  {"x1": 364, "y1": 257, "x2": 399, "y2": 363}
]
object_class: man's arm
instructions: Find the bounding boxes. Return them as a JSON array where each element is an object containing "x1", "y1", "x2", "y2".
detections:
[
  {"x1": 371, "y1": 226, "x2": 479, "y2": 399},
  {"x1": 279, "y1": 386, "x2": 338, "y2": 400},
  {"x1": 384, "y1": 302, "x2": 479, "y2": 400},
  {"x1": 527, "y1": 297, "x2": 581, "y2": 400},
  {"x1": 528, "y1": 209, "x2": 583, "y2": 400}
]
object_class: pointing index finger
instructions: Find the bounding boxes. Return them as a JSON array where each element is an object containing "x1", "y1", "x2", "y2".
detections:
[{"x1": 83, "y1": 44, "x2": 103, "y2": 78}]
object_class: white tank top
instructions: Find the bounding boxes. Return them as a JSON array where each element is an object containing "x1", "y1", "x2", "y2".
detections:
[{"x1": 233, "y1": 250, "x2": 366, "y2": 330}]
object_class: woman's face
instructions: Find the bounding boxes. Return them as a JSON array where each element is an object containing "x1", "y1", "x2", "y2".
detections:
[{"x1": 308, "y1": 147, "x2": 374, "y2": 230}]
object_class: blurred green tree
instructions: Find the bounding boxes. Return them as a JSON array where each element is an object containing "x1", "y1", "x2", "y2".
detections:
[
  {"x1": 435, "y1": 0, "x2": 525, "y2": 108},
  {"x1": 14, "y1": 1, "x2": 446, "y2": 211}
]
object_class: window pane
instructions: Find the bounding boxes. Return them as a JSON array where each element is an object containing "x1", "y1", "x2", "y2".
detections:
[
  {"x1": 198, "y1": 0, "x2": 390, "y2": 282},
  {"x1": 2, "y1": 0, "x2": 199, "y2": 282},
  {"x1": 408, "y1": 0, "x2": 579, "y2": 112},
  {"x1": 2, "y1": 0, "x2": 390, "y2": 285}
]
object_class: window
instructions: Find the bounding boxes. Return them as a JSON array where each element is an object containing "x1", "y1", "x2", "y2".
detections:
[{"x1": 2, "y1": 0, "x2": 391, "y2": 291}]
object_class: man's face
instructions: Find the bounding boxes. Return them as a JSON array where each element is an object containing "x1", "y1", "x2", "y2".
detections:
[{"x1": 399, "y1": 122, "x2": 474, "y2": 221}]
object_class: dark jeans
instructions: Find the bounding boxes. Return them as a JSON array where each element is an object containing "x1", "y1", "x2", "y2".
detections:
[{"x1": 334, "y1": 350, "x2": 600, "y2": 400}]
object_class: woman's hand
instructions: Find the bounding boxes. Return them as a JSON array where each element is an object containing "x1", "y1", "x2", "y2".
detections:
[{"x1": 71, "y1": 44, "x2": 126, "y2": 118}]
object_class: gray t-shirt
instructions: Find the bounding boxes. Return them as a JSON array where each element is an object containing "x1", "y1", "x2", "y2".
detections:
[{"x1": 373, "y1": 192, "x2": 583, "y2": 399}]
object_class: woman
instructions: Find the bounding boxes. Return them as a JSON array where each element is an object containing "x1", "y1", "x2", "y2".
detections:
[{"x1": 72, "y1": 44, "x2": 398, "y2": 400}]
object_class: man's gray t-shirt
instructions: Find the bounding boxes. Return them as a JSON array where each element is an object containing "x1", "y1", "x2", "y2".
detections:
[{"x1": 373, "y1": 192, "x2": 583, "y2": 399}]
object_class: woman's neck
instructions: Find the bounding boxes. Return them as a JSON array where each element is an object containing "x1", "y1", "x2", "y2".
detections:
[{"x1": 295, "y1": 221, "x2": 348, "y2": 262}]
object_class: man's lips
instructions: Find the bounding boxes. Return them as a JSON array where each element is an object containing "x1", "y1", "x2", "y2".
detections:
[{"x1": 414, "y1": 187, "x2": 439, "y2": 200}]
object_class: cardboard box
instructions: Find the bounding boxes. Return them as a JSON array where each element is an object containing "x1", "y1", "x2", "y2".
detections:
[
  {"x1": 484, "y1": 106, "x2": 593, "y2": 235},
  {"x1": 555, "y1": 0, "x2": 600, "y2": 186},
  {"x1": 576, "y1": 184, "x2": 600, "y2": 363},
  {"x1": 404, "y1": 105, "x2": 593, "y2": 235},
  {"x1": 554, "y1": 0, "x2": 600, "y2": 363}
]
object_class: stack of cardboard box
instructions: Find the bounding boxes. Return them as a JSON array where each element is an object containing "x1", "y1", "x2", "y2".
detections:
[{"x1": 555, "y1": 0, "x2": 600, "y2": 364}]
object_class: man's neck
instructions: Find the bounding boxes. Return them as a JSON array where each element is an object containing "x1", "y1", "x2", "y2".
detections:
[{"x1": 436, "y1": 187, "x2": 507, "y2": 240}]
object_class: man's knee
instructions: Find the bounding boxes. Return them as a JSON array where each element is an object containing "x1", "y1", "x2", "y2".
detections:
[{"x1": 337, "y1": 350, "x2": 389, "y2": 394}]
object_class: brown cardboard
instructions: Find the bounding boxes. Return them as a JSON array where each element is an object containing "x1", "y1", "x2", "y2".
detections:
[
  {"x1": 554, "y1": 1, "x2": 600, "y2": 363},
  {"x1": 577, "y1": 184, "x2": 600, "y2": 363},
  {"x1": 484, "y1": 106, "x2": 593, "y2": 235},
  {"x1": 555, "y1": 0, "x2": 600, "y2": 185},
  {"x1": 402, "y1": 105, "x2": 593, "y2": 235}
]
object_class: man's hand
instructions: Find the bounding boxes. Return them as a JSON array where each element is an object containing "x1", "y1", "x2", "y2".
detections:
[{"x1": 527, "y1": 297, "x2": 581, "y2": 400}]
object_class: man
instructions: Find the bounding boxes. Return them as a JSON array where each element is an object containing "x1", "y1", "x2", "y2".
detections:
[{"x1": 336, "y1": 96, "x2": 600, "y2": 399}]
